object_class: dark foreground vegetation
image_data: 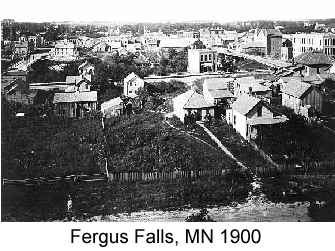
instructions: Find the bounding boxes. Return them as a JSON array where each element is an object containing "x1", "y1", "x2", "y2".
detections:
[
  {"x1": 104, "y1": 112, "x2": 238, "y2": 172},
  {"x1": 2, "y1": 172, "x2": 251, "y2": 221},
  {"x1": 255, "y1": 115, "x2": 335, "y2": 163},
  {"x1": 1, "y1": 100, "x2": 105, "y2": 178}
]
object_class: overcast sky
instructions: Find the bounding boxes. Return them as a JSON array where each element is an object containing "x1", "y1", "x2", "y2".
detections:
[{"x1": 1, "y1": 0, "x2": 334, "y2": 23}]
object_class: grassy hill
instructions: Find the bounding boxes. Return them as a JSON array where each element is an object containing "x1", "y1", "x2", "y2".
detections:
[{"x1": 104, "y1": 112, "x2": 238, "y2": 172}]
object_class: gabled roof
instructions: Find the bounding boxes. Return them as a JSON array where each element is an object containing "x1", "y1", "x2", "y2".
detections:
[
  {"x1": 124, "y1": 72, "x2": 142, "y2": 83},
  {"x1": 53, "y1": 91, "x2": 97, "y2": 103},
  {"x1": 281, "y1": 80, "x2": 312, "y2": 98},
  {"x1": 256, "y1": 28, "x2": 282, "y2": 37},
  {"x1": 295, "y1": 52, "x2": 333, "y2": 66},
  {"x1": 204, "y1": 78, "x2": 234, "y2": 90},
  {"x1": 174, "y1": 90, "x2": 213, "y2": 109},
  {"x1": 231, "y1": 94, "x2": 261, "y2": 115}
]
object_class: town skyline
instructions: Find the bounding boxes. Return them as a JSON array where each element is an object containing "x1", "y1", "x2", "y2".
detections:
[{"x1": 1, "y1": 0, "x2": 335, "y2": 24}]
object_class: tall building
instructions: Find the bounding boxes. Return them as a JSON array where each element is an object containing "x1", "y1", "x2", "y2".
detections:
[
  {"x1": 187, "y1": 48, "x2": 217, "y2": 74},
  {"x1": 292, "y1": 33, "x2": 335, "y2": 58},
  {"x1": 253, "y1": 29, "x2": 282, "y2": 58}
]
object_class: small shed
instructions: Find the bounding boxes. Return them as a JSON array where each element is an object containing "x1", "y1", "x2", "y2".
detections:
[{"x1": 101, "y1": 97, "x2": 124, "y2": 118}]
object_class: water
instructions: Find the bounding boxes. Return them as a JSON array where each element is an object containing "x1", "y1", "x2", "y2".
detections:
[{"x1": 1, "y1": 174, "x2": 333, "y2": 222}]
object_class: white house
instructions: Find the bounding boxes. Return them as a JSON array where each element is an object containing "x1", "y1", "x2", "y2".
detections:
[
  {"x1": 187, "y1": 48, "x2": 218, "y2": 74},
  {"x1": 101, "y1": 97, "x2": 124, "y2": 118},
  {"x1": 226, "y1": 94, "x2": 287, "y2": 140},
  {"x1": 123, "y1": 72, "x2": 145, "y2": 97},
  {"x1": 173, "y1": 89, "x2": 214, "y2": 123},
  {"x1": 52, "y1": 40, "x2": 77, "y2": 60}
]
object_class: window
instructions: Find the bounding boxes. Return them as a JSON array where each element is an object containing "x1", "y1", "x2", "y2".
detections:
[
  {"x1": 204, "y1": 55, "x2": 208, "y2": 61},
  {"x1": 233, "y1": 115, "x2": 236, "y2": 125},
  {"x1": 209, "y1": 54, "x2": 212, "y2": 60},
  {"x1": 257, "y1": 106, "x2": 262, "y2": 117},
  {"x1": 200, "y1": 55, "x2": 204, "y2": 61}
]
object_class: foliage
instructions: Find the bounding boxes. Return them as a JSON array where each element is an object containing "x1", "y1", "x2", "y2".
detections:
[
  {"x1": 185, "y1": 208, "x2": 215, "y2": 222},
  {"x1": 93, "y1": 54, "x2": 152, "y2": 92},
  {"x1": 152, "y1": 49, "x2": 188, "y2": 75},
  {"x1": 104, "y1": 112, "x2": 237, "y2": 172},
  {"x1": 1, "y1": 101, "x2": 105, "y2": 178},
  {"x1": 255, "y1": 115, "x2": 335, "y2": 163},
  {"x1": 209, "y1": 120, "x2": 270, "y2": 168}
]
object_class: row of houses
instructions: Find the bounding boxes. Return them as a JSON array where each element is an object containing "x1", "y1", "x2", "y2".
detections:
[{"x1": 172, "y1": 50, "x2": 331, "y2": 140}]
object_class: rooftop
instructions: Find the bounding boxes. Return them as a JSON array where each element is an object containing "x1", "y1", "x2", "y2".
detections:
[
  {"x1": 204, "y1": 77, "x2": 234, "y2": 90},
  {"x1": 208, "y1": 89, "x2": 234, "y2": 99},
  {"x1": 281, "y1": 80, "x2": 312, "y2": 98},
  {"x1": 248, "y1": 115, "x2": 288, "y2": 126},
  {"x1": 124, "y1": 72, "x2": 142, "y2": 83},
  {"x1": 53, "y1": 91, "x2": 97, "y2": 103},
  {"x1": 101, "y1": 97, "x2": 123, "y2": 111},
  {"x1": 235, "y1": 77, "x2": 270, "y2": 93},
  {"x1": 231, "y1": 94, "x2": 261, "y2": 115},
  {"x1": 174, "y1": 90, "x2": 213, "y2": 109},
  {"x1": 295, "y1": 51, "x2": 333, "y2": 66}
]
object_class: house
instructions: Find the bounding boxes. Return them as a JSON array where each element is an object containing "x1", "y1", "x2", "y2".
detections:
[
  {"x1": 78, "y1": 61, "x2": 95, "y2": 82},
  {"x1": 203, "y1": 78, "x2": 235, "y2": 118},
  {"x1": 233, "y1": 76, "x2": 271, "y2": 99},
  {"x1": 294, "y1": 51, "x2": 333, "y2": 76},
  {"x1": 292, "y1": 32, "x2": 335, "y2": 58},
  {"x1": 52, "y1": 40, "x2": 77, "y2": 60},
  {"x1": 123, "y1": 72, "x2": 145, "y2": 97},
  {"x1": 187, "y1": 48, "x2": 218, "y2": 74},
  {"x1": 92, "y1": 42, "x2": 110, "y2": 53},
  {"x1": 253, "y1": 29, "x2": 282, "y2": 58},
  {"x1": 173, "y1": 89, "x2": 214, "y2": 123},
  {"x1": 239, "y1": 41, "x2": 266, "y2": 56},
  {"x1": 14, "y1": 42, "x2": 28, "y2": 56},
  {"x1": 65, "y1": 75, "x2": 83, "y2": 84},
  {"x1": 226, "y1": 94, "x2": 287, "y2": 140},
  {"x1": 53, "y1": 91, "x2": 97, "y2": 118},
  {"x1": 281, "y1": 79, "x2": 323, "y2": 116},
  {"x1": 3, "y1": 79, "x2": 37, "y2": 105},
  {"x1": 281, "y1": 39, "x2": 293, "y2": 61},
  {"x1": 101, "y1": 97, "x2": 124, "y2": 118}
]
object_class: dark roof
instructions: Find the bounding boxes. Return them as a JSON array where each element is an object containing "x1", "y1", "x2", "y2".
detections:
[{"x1": 295, "y1": 52, "x2": 333, "y2": 66}]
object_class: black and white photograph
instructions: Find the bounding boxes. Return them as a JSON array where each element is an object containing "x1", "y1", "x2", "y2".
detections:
[{"x1": 1, "y1": 0, "x2": 335, "y2": 223}]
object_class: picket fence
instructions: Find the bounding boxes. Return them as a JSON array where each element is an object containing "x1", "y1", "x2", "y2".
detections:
[{"x1": 107, "y1": 168, "x2": 230, "y2": 182}]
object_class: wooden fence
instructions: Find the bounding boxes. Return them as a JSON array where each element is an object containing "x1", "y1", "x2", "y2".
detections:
[
  {"x1": 107, "y1": 168, "x2": 230, "y2": 182},
  {"x1": 249, "y1": 140, "x2": 335, "y2": 177}
]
